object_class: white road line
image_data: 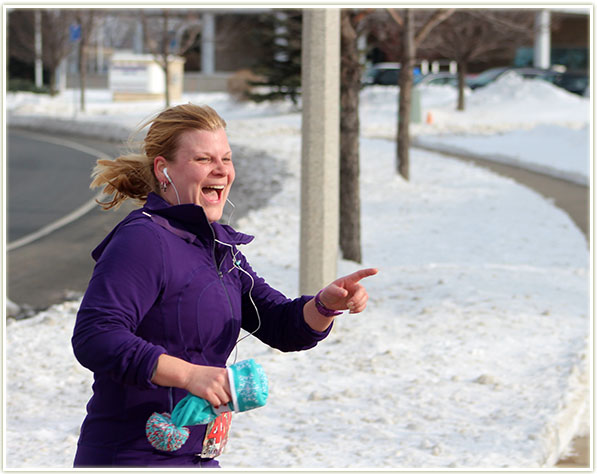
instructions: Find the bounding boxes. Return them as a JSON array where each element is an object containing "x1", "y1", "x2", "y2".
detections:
[
  {"x1": 10, "y1": 129, "x2": 113, "y2": 161},
  {"x1": 7, "y1": 195, "x2": 103, "y2": 252},
  {"x1": 8, "y1": 130, "x2": 112, "y2": 252}
]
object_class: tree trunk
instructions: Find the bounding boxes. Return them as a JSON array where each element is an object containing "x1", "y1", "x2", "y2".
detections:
[
  {"x1": 78, "y1": 31, "x2": 86, "y2": 112},
  {"x1": 49, "y1": 66, "x2": 58, "y2": 96},
  {"x1": 164, "y1": 58, "x2": 171, "y2": 107},
  {"x1": 76, "y1": 11, "x2": 95, "y2": 113},
  {"x1": 339, "y1": 10, "x2": 362, "y2": 263},
  {"x1": 457, "y1": 60, "x2": 467, "y2": 111},
  {"x1": 397, "y1": 9, "x2": 414, "y2": 180},
  {"x1": 162, "y1": 10, "x2": 171, "y2": 107}
]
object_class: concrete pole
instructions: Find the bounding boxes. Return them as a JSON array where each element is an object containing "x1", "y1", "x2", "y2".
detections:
[
  {"x1": 299, "y1": 8, "x2": 340, "y2": 295},
  {"x1": 34, "y1": 10, "x2": 43, "y2": 88},
  {"x1": 534, "y1": 9, "x2": 551, "y2": 69},
  {"x1": 201, "y1": 12, "x2": 215, "y2": 74},
  {"x1": 134, "y1": 20, "x2": 143, "y2": 54},
  {"x1": 57, "y1": 58, "x2": 67, "y2": 92},
  {"x1": 96, "y1": 18, "x2": 104, "y2": 73}
]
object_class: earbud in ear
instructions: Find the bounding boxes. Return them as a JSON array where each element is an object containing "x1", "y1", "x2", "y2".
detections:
[
  {"x1": 161, "y1": 166, "x2": 181, "y2": 205},
  {"x1": 163, "y1": 168, "x2": 173, "y2": 184}
]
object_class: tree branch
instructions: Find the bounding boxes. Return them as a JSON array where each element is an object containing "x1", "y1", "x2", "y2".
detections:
[
  {"x1": 385, "y1": 8, "x2": 403, "y2": 27},
  {"x1": 414, "y1": 8, "x2": 455, "y2": 47},
  {"x1": 352, "y1": 8, "x2": 375, "y2": 25},
  {"x1": 467, "y1": 9, "x2": 534, "y2": 35}
]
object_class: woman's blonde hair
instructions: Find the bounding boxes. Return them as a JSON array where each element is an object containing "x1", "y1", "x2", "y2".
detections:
[{"x1": 91, "y1": 103, "x2": 226, "y2": 210}]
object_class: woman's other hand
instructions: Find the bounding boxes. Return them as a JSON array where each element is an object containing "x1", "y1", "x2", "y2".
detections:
[
  {"x1": 184, "y1": 364, "x2": 231, "y2": 409},
  {"x1": 151, "y1": 354, "x2": 231, "y2": 408}
]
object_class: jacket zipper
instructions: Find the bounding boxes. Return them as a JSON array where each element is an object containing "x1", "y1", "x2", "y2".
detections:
[
  {"x1": 208, "y1": 223, "x2": 223, "y2": 277},
  {"x1": 208, "y1": 223, "x2": 241, "y2": 357}
]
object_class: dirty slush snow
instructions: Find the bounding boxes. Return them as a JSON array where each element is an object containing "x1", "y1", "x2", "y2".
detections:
[{"x1": 5, "y1": 73, "x2": 590, "y2": 468}]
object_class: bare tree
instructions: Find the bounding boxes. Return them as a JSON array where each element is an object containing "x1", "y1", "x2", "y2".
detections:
[
  {"x1": 339, "y1": 9, "x2": 372, "y2": 263},
  {"x1": 8, "y1": 9, "x2": 75, "y2": 94},
  {"x1": 142, "y1": 9, "x2": 202, "y2": 107},
  {"x1": 387, "y1": 8, "x2": 455, "y2": 179},
  {"x1": 337, "y1": 8, "x2": 451, "y2": 258},
  {"x1": 73, "y1": 9, "x2": 99, "y2": 112},
  {"x1": 362, "y1": 9, "x2": 402, "y2": 62},
  {"x1": 43, "y1": 10, "x2": 77, "y2": 95},
  {"x1": 396, "y1": 9, "x2": 414, "y2": 180},
  {"x1": 8, "y1": 10, "x2": 37, "y2": 77},
  {"x1": 420, "y1": 9, "x2": 535, "y2": 111}
]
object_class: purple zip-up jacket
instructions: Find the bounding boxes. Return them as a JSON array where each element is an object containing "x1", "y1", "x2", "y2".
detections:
[{"x1": 72, "y1": 192, "x2": 332, "y2": 467}]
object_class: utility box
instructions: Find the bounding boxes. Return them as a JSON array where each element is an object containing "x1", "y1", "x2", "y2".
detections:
[{"x1": 109, "y1": 53, "x2": 185, "y2": 101}]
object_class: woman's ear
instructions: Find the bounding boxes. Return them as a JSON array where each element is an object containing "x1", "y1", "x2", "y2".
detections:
[{"x1": 153, "y1": 156, "x2": 167, "y2": 181}]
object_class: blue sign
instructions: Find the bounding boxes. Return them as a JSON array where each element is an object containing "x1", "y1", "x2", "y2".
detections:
[{"x1": 69, "y1": 24, "x2": 81, "y2": 42}]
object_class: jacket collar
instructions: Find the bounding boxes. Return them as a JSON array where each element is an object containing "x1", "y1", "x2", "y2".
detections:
[
  {"x1": 143, "y1": 192, "x2": 254, "y2": 246},
  {"x1": 92, "y1": 193, "x2": 253, "y2": 261}
]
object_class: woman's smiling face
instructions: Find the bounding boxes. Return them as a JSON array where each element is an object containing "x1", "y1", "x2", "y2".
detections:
[{"x1": 157, "y1": 127, "x2": 235, "y2": 222}]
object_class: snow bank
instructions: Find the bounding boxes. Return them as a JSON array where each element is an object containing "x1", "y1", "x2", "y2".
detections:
[{"x1": 4, "y1": 76, "x2": 590, "y2": 468}]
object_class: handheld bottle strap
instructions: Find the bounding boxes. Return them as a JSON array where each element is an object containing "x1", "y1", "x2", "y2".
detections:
[{"x1": 227, "y1": 366, "x2": 239, "y2": 412}]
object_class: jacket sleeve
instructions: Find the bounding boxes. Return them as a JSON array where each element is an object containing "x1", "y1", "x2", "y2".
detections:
[
  {"x1": 72, "y1": 222, "x2": 167, "y2": 389},
  {"x1": 237, "y1": 253, "x2": 333, "y2": 352}
]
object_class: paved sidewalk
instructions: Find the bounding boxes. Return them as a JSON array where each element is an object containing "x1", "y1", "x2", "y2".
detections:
[
  {"x1": 414, "y1": 144, "x2": 590, "y2": 469},
  {"x1": 556, "y1": 436, "x2": 590, "y2": 468}
]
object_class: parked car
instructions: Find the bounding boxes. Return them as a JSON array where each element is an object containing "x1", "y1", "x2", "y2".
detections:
[
  {"x1": 466, "y1": 67, "x2": 561, "y2": 89},
  {"x1": 414, "y1": 72, "x2": 460, "y2": 87},
  {"x1": 362, "y1": 62, "x2": 400, "y2": 86},
  {"x1": 552, "y1": 70, "x2": 589, "y2": 96}
]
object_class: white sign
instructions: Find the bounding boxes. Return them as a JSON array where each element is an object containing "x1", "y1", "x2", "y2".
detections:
[{"x1": 109, "y1": 63, "x2": 149, "y2": 93}]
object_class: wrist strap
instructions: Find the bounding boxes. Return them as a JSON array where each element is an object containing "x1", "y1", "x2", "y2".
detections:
[{"x1": 314, "y1": 290, "x2": 343, "y2": 317}]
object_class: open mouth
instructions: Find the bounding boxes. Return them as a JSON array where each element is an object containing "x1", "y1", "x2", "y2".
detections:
[{"x1": 202, "y1": 185, "x2": 225, "y2": 203}]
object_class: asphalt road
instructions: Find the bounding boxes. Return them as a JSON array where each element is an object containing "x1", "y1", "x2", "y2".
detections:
[
  {"x1": 7, "y1": 128, "x2": 128, "y2": 242},
  {"x1": 7, "y1": 128, "x2": 130, "y2": 310}
]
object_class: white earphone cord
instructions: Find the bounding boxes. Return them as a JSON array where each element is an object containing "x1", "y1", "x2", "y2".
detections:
[
  {"x1": 214, "y1": 238, "x2": 262, "y2": 365},
  {"x1": 226, "y1": 198, "x2": 235, "y2": 226},
  {"x1": 160, "y1": 174, "x2": 251, "y2": 361}
]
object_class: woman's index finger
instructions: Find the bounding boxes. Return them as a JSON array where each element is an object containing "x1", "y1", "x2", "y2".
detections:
[{"x1": 346, "y1": 268, "x2": 379, "y2": 284}]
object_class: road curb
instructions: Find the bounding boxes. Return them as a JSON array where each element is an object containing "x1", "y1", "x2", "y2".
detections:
[{"x1": 7, "y1": 113, "x2": 134, "y2": 143}]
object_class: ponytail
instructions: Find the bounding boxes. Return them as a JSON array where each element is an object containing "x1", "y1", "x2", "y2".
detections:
[{"x1": 90, "y1": 153, "x2": 156, "y2": 210}]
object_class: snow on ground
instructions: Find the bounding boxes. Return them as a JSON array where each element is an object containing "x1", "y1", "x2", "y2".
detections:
[
  {"x1": 4, "y1": 73, "x2": 591, "y2": 469},
  {"x1": 413, "y1": 124, "x2": 590, "y2": 186},
  {"x1": 360, "y1": 73, "x2": 591, "y2": 184}
]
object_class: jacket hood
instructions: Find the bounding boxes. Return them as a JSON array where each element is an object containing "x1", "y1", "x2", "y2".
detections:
[{"x1": 91, "y1": 192, "x2": 254, "y2": 261}]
